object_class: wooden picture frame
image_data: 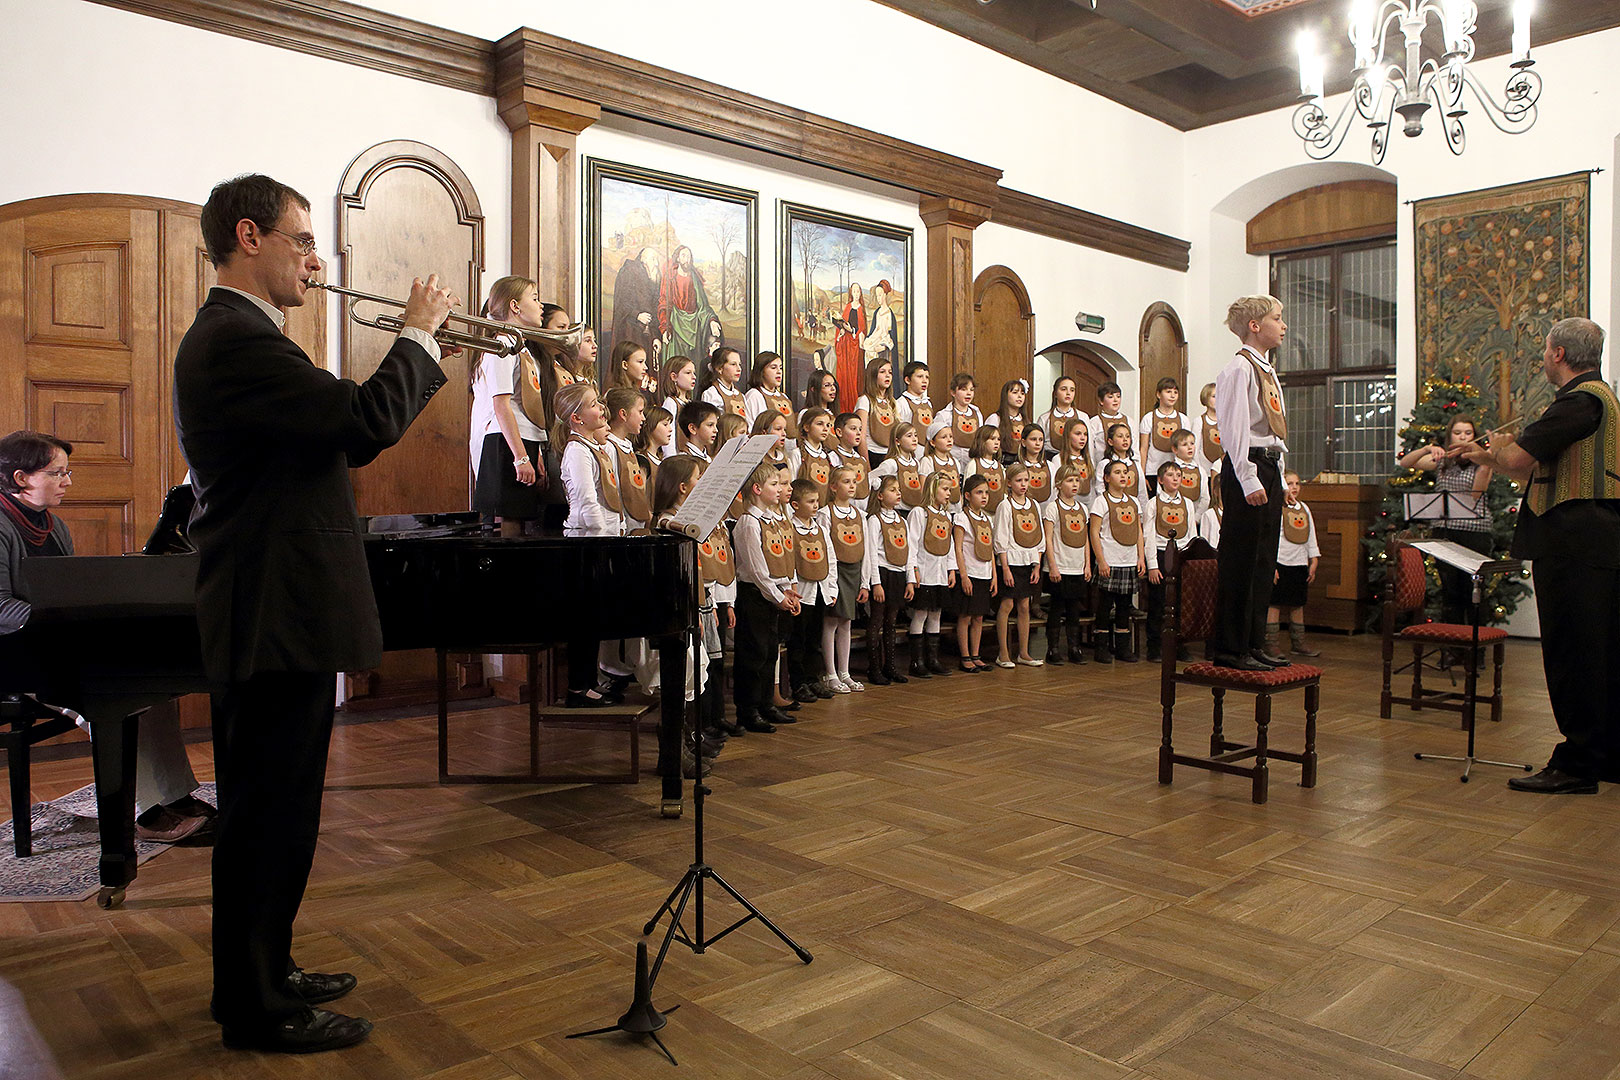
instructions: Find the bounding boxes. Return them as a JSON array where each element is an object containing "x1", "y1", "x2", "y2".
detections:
[
  {"x1": 585, "y1": 158, "x2": 757, "y2": 376},
  {"x1": 778, "y1": 201, "x2": 913, "y2": 412}
]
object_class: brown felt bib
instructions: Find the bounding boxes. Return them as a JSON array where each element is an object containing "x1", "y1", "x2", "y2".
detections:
[
  {"x1": 1058, "y1": 503, "x2": 1089, "y2": 549},
  {"x1": 923, "y1": 508, "x2": 954, "y2": 557},
  {"x1": 761, "y1": 516, "x2": 796, "y2": 580},
  {"x1": 869, "y1": 395, "x2": 895, "y2": 447},
  {"x1": 799, "y1": 450, "x2": 832, "y2": 502},
  {"x1": 969, "y1": 512, "x2": 994, "y2": 561},
  {"x1": 1150, "y1": 412, "x2": 1180, "y2": 453},
  {"x1": 1283, "y1": 504, "x2": 1311, "y2": 545},
  {"x1": 1178, "y1": 463, "x2": 1202, "y2": 502},
  {"x1": 1004, "y1": 417, "x2": 1027, "y2": 445},
  {"x1": 897, "y1": 457, "x2": 925, "y2": 507},
  {"x1": 573, "y1": 436, "x2": 622, "y2": 514},
  {"x1": 1201, "y1": 417, "x2": 1222, "y2": 464},
  {"x1": 1107, "y1": 497, "x2": 1140, "y2": 546},
  {"x1": 880, "y1": 517, "x2": 909, "y2": 566},
  {"x1": 930, "y1": 458, "x2": 960, "y2": 503},
  {"x1": 794, "y1": 526, "x2": 829, "y2": 582},
  {"x1": 616, "y1": 443, "x2": 651, "y2": 524},
  {"x1": 1156, "y1": 497, "x2": 1189, "y2": 541},
  {"x1": 1046, "y1": 411, "x2": 1076, "y2": 451},
  {"x1": 844, "y1": 452, "x2": 870, "y2": 499},
  {"x1": 514, "y1": 351, "x2": 549, "y2": 431},
  {"x1": 1249, "y1": 357, "x2": 1287, "y2": 440},
  {"x1": 1025, "y1": 462, "x2": 1050, "y2": 502},
  {"x1": 765, "y1": 391, "x2": 799, "y2": 438},
  {"x1": 1010, "y1": 501, "x2": 1042, "y2": 549},
  {"x1": 1108, "y1": 459, "x2": 1139, "y2": 497},
  {"x1": 698, "y1": 526, "x2": 734, "y2": 587},
  {"x1": 1067, "y1": 456, "x2": 1093, "y2": 498},
  {"x1": 909, "y1": 398, "x2": 934, "y2": 428},
  {"x1": 954, "y1": 410, "x2": 978, "y2": 442},
  {"x1": 829, "y1": 511, "x2": 866, "y2": 564},
  {"x1": 717, "y1": 384, "x2": 746, "y2": 418},
  {"x1": 977, "y1": 461, "x2": 1006, "y2": 513}
]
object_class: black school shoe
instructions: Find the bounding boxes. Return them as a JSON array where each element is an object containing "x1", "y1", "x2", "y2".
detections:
[
  {"x1": 761, "y1": 705, "x2": 798, "y2": 725},
  {"x1": 739, "y1": 713, "x2": 777, "y2": 733},
  {"x1": 222, "y1": 1008, "x2": 372, "y2": 1054},
  {"x1": 793, "y1": 685, "x2": 820, "y2": 704},
  {"x1": 286, "y1": 969, "x2": 357, "y2": 1006},
  {"x1": 1508, "y1": 767, "x2": 1599, "y2": 794}
]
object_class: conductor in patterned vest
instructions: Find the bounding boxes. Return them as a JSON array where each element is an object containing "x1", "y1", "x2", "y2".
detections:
[{"x1": 1457, "y1": 317, "x2": 1617, "y2": 795}]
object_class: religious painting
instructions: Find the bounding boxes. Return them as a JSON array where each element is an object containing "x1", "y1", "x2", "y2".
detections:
[
  {"x1": 586, "y1": 159, "x2": 757, "y2": 374},
  {"x1": 778, "y1": 202, "x2": 913, "y2": 412},
  {"x1": 1414, "y1": 172, "x2": 1589, "y2": 428}
]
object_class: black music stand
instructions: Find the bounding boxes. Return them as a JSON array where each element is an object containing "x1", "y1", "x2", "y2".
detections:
[{"x1": 1409, "y1": 542, "x2": 1532, "y2": 782}]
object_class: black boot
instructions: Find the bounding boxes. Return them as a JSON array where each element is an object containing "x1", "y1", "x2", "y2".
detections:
[
  {"x1": 866, "y1": 625, "x2": 891, "y2": 686},
  {"x1": 908, "y1": 635, "x2": 932, "y2": 678},
  {"x1": 1094, "y1": 632, "x2": 1113, "y2": 664},
  {"x1": 926, "y1": 633, "x2": 951, "y2": 676},
  {"x1": 1068, "y1": 620, "x2": 1087, "y2": 665},
  {"x1": 885, "y1": 629, "x2": 908, "y2": 684},
  {"x1": 1045, "y1": 623, "x2": 1065, "y2": 665},
  {"x1": 1114, "y1": 630, "x2": 1139, "y2": 663}
]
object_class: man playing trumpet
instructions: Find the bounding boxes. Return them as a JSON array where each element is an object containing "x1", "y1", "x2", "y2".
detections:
[{"x1": 175, "y1": 173, "x2": 456, "y2": 1053}]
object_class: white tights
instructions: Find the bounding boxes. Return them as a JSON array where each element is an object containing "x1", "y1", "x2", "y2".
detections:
[
  {"x1": 822, "y1": 616, "x2": 853, "y2": 678},
  {"x1": 908, "y1": 608, "x2": 942, "y2": 635}
]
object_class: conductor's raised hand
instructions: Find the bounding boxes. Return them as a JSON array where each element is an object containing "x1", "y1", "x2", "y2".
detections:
[{"x1": 401, "y1": 274, "x2": 459, "y2": 337}]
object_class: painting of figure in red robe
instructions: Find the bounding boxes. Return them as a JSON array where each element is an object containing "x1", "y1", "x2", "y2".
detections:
[
  {"x1": 781, "y1": 202, "x2": 912, "y2": 413},
  {"x1": 588, "y1": 159, "x2": 756, "y2": 370}
]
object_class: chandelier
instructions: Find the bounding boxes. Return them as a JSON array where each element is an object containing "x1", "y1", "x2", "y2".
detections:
[{"x1": 1293, "y1": 0, "x2": 1541, "y2": 163}]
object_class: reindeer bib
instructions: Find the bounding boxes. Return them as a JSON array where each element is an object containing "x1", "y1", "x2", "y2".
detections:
[
  {"x1": 1283, "y1": 503, "x2": 1312, "y2": 545},
  {"x1": 897, "y1": 457, "x2": 925, "y2": 507},
  {"x1": 1106, "y1": 496, "x2": 1140, "y2": 546},
  {"x1": 868, "y1": 395, "x2": 896, "y2": 447},
  {"x1": 828, "y1": 510, "x2": 866, "y2": 565},
  {"x1": 1057, "y1": 502, "x2": 1089, "y2": 549},
  {"x1": 923, "y1": 508, "x2": 954, "y2": 557},
  {"x1": 794, "y1": 524, "x2": 829, "y2": 582},
  {"x1": 698, "y1": 525, "x2": 734, "y2": 587},
  {"x1": 1010, "y1": 500, "x2": 1043, "y2": 549},
  {"x1": 1150, "y1": 411, "x2": 1181, "y2": 453},
  {"x1": 764, "y1": 390, "x2": 798, "y2": 438}
]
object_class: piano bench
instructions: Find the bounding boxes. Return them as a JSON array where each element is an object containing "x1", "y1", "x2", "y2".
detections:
[{"x1": 3, "y1": 697, "x2": 78, "y2": 858}]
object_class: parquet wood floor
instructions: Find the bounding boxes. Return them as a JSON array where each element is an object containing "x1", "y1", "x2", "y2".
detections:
[{"x1": 6, "y1": 634, "x2": 1620, "y2": 1079}]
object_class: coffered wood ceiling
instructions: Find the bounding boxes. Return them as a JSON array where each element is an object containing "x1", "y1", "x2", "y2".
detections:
[{"x1": 872, "y1": 0, "x2": 1620, "y2": 129}]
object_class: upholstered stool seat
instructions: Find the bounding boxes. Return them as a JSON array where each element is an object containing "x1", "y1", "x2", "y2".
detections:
[{"x1": 1380, "y1": 541, "x2": 1508, "y2": 727}]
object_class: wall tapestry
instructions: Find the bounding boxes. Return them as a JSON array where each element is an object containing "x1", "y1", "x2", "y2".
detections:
[
  {"x1": 586, "y1": 158, "x2": 757, "y2": 371},
  {"x1": 1414, "y1": 172, "x2": 1589, "y2": 427},
  {"x1": 778, "y1": 201, "x2": 913, "y2": 412}
]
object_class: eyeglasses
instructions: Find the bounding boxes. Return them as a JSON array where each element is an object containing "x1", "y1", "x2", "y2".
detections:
[
  {"x1": 262, "y1": 226, "x2": 318, "y2": 256},
  {"x1": 42, "y1": 469, "x2": 72, "y2": 480}
]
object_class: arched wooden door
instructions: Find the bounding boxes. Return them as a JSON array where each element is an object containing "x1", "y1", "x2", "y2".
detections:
[
  {"x1": 972, "y1": 265, "x2": 1035, "y2": 410},
  {"x1": 1138, "y1": 301, "x2": 1187, "y2": 409},
  {"x1": 0, "y1": 193, "x2": 324, "y2": 554}
]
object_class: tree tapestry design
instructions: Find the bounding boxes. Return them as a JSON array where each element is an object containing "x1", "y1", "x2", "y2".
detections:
[{"x1": 1414, "y1": 172, "x2": 1589, "y2": 430}]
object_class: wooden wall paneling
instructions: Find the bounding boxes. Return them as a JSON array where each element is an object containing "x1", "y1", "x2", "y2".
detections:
[
  {"x1": 1137, "y1": 301, "x2": 1188, "y2": 412},
  {"x1": 337, "y1": 140, "x2": 484, "y2": 517},
  {"x1": 996, "y1": 188, "x2": 1191, "y2": 271},
  {"x1": 1301, "y1": 481, "x2": 1383, "y2": 632},
  {"x1": 496, "y1": 86, "x2": 600, "y2": 308},
  {"x1": 1246, "y1": 180, "x2": 1398, "y2": 255},
  {"x1": 971, "y1": 264, "x2": 1036, "y2": 414},
  {"x1": 920, "y1": 197, "x2": 991, "y2": 392}
]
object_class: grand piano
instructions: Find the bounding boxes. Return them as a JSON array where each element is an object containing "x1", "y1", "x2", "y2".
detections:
[{"x1": 0, "y1": 513, "x2": 697, "y2": 907}]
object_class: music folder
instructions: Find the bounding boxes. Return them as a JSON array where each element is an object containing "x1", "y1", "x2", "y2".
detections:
[{"x1": 666, "y1": 434, "x2": 782, "y2": 541}]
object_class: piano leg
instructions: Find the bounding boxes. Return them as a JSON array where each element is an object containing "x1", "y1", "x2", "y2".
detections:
[
  {"x1": 90, "y1": 711, "x2": 140, "y2": 909},
  {"x1": 657, "y1": 633, "x2": 685, "y2": 818}
]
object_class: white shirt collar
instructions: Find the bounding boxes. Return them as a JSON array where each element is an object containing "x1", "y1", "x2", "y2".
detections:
[
  {"x1": 1239, "y1": 345, "x2": 1274, "y2": 368},
  {"x1": 215, "y1": 285, "x2": 285, "y2": 330}
]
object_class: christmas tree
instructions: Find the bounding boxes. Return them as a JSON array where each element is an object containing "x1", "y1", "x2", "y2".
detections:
[{"x1": 1363, "y1": 362, "x2": 1531, "y2": 627}]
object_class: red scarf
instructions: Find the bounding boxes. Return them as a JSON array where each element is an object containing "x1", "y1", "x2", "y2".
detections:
[{"x1": 0, "y1": 491, "x2": 56, "y2": 548}]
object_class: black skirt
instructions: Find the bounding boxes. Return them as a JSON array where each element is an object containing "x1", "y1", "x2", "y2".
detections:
[
  {"x1": 911, "y1": 583, "x2": 946, "y2": 611},
  {"x1": 954, "y1": 575, "x2": 995, "y2": 617},
  {"x1": 1273, "y1": 563, "x2": 1310, "y2": 607},
  {"x1": 474, "y1": 433, "x2": 545, "y2": 519},
  {"x1": 999, "y1": 562, "x2": 1043, "y2": 601}
]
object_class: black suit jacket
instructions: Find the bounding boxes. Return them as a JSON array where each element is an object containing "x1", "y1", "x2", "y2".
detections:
[{"x1": 174, "y1": 288, "x2": 445, "y2": 682}]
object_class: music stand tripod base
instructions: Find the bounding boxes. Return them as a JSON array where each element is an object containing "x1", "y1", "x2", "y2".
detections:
[{"x1": 1414, "y1": 749, "x2": 1534, "y2": 783}]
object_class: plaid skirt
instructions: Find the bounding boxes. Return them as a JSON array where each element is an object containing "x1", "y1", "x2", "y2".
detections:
[{"x1": 1098, "y1": 564, "x2": 1139, "y2": 595}]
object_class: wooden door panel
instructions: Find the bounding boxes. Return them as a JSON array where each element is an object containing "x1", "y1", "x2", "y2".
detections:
[
  {"x1": 971, "y1": 265, "x2": 1035, "y2": 416},
  {"x1": 26, "y1": 382, "x2": 131, "y2": 463},
  {"x1": 53, "y1": 502, "x2": 130, "y2": 558},
  {"x1": 25, "y1": 244, "x2": 129, "y2": 348},
  {"x1": 1138, "y1": 302, "x2": 1188, "y2": 410}
]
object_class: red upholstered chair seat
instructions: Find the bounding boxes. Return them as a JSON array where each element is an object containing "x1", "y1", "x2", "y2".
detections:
[
  {"x1": 1181, "y1": 661, "x2": 1324, "y2": 686},
  {"x1": 1398, "y1": 624, "x2": 1508, "y2": 644}
]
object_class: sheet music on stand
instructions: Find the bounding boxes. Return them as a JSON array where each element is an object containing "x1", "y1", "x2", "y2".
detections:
[
  {"x1": 1407, "y1": 539, "x2": 1495, "y2": 577},
  {"x1": 1404, "y1": 491, "x2": 1487, "y2": 523},
  {"x1": 665, "y1": 434, "x2": 780, "y2": 541}
]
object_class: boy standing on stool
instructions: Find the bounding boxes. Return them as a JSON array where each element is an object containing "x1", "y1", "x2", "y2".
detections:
[{"x1": 1211, "y1": 295, "x2": 1290, "y2": 671}]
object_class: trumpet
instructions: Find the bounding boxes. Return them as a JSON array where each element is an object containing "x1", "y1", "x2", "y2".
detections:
[{"x1": 307, "y1": 281, "x2": 586, "y2": 356}]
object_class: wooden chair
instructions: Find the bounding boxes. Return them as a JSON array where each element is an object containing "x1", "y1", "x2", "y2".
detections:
[
  {"x1": 1157, "y1": 543, "x2": 1320, "y2": 805},
  {"x1": 1379, "y1": 538, "x2": 1507, "y2": 727},
  {"x1": 3, "y1": 696, "x2": 77, "y2": 857}
]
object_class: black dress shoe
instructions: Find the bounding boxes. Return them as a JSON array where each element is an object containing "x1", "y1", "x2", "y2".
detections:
[
  {"x1": 740, "y1": 714, "x2": 777, "y2": 733},
  {"x1": 222, "y1": 1007, "x2": 372, "y2": 1054},
  {"x1": 564, "y1": 690, "x2": 607, "y2": 708},
  {"x1": 286, "y1": 968, "x2": 357, "y2": 1006},
  {"x1": 761, "y1": 706, "x2": 798, "y2": 725},
  {"x1": 793, "y1": 685, "x2": 819, "y2": 704},
  {"x1": 1508, "y1": 767, "x2": 1599, "y2": 794},
  {"x1": 1211, "y1": 653, "x2": 1269, "y2": 671},
  {"x1": 716, "y1": 715, "x2": 744, "y2": 737},
  {"x1": 1250, "y1": 648, "x2": 1289, "y2": 668}
]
